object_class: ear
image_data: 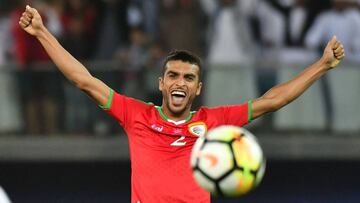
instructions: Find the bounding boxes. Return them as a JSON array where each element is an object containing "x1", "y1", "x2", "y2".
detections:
[
  {"x1": 159, "y1": 77, "x2": 164, "y2": 91},
  {"x1": 196, "y1": 82, "x2": 202, "y2": 96}
]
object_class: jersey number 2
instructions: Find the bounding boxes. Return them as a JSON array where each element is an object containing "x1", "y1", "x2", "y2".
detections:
[{"x1": 171, "y1": 136, "x2": 186, "y2": 146}]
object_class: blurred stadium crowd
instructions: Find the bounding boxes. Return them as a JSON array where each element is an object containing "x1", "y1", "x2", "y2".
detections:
[{"x1": 0, "y1": 0, "x2": 360, "y2": 135}]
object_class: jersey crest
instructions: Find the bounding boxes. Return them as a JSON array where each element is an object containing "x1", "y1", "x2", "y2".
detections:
[{"x1": 188, "y1": 122, "x2": 207, "y2": 137}]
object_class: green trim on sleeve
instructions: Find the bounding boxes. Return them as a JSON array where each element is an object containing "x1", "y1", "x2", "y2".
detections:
[
  {"x1": 100, "y1": 89, "x2": 114, "y2": 110},
  {"x1": 248, "y1": 100, "x2": 253, "y2": 123}
]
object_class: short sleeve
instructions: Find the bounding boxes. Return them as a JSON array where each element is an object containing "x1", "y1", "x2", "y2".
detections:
[
  {"x1": 211, "y1": 101, "x2": 252, "y2": 126},
  {"x1": 219, "y1": 101, "x2": 252, "y2": 126},
  {"x1": 102, "y1": 90, "x2": 146, "y2": 128}
]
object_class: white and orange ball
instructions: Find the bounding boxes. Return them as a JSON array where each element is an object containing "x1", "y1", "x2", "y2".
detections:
[{"x1": 190, "y1": 125, "x2": 266, "y2": 197}]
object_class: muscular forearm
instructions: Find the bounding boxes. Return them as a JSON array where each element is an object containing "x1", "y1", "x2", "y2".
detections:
[
  {"x1": 251, "y1": 58, "x2": 330, "y2": 120},
  {"x1": 36, "y1": 26, "x2": 92, "y2": 85},
  {"x1": 263, "y1": 58, "x2": 328, "y2": 106}
]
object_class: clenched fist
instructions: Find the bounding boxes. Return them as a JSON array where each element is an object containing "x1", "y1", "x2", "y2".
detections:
[
  {"x1": 322, "y1": 36, "x2": 345, "y2": 69},
  {"x1": 19, "y1": 5, "x2": 44, "y2": 36}
]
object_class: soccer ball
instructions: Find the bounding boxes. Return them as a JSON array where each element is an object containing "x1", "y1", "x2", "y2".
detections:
[{"x1": 190, "y1": 125, "x2": 266, "y2": 197}]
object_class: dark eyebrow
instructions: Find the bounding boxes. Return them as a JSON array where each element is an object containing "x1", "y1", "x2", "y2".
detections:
[
  {"x1": 185, "y1": 73, "x2": 196, "y2": 78},
  {"x1": 166, "y1": 70, "x2": 179, "y2": 75}
]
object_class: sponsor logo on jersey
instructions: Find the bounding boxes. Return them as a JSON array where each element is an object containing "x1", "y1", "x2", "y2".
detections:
[
  {"x1": 151, "y1": 124, "x2": 163, "y2": 132},
  {"x1": 188, "y1": 122, "x2": 207, "y2": 137}
]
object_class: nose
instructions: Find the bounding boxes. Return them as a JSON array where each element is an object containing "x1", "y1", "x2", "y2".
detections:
[{"x1": 175, "y1": 77, "x2": 186, "y2": 86}]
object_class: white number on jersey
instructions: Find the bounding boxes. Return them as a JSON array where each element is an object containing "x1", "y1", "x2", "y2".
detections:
[{"x1": 170, "y1": 136, "x2": 186, "y2": 146}]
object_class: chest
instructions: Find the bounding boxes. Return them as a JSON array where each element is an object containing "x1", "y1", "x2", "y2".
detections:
[
  {"x1": 127, "y1": 114, "x2": 219, "y2": 152},
  {"x1": 129, "y1": 121, "x2": 200, "y2": 150}
]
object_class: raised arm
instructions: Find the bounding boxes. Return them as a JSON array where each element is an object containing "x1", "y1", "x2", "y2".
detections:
[
  {"x1": 19, "y1": 5, "x2": 110, "y2": 107},
  {"x1": 251, "y1": 36, "x2": 345, "y2": 120}
]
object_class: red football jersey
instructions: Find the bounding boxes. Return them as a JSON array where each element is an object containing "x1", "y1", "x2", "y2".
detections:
[{"x1": 105, "y1": 90, "x2": 251, "y2": 203}]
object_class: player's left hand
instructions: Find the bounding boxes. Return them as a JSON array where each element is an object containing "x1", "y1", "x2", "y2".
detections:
[{"x1": 322, "y1": 36, "x2": 345, "y2": 69}]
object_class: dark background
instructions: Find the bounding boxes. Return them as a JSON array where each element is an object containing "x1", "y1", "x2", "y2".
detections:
[{"x1": 1, "y1": 160, "x2": 359, "y2": 203}]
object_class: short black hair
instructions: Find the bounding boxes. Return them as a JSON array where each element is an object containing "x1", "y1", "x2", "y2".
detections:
[{"x1": 162, "y1": 50, "x2": 203, "y2": 80}]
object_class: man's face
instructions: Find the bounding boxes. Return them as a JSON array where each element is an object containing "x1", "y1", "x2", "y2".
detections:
[{"x1": 159, "y1": 60, "x2": 202, "y2": 118}]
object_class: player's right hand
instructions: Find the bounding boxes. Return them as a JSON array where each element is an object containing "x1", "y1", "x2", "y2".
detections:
[{"x1": 19, "y1": 5, "x2": 44, "y2": 37}]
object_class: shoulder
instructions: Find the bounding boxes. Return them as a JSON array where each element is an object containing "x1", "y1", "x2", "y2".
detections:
[
  {"x1": 191, "y1": 106, "x2": 218, "y2": 120},
  {"x1": 198, "y1": 102, "x2": 248, "y2": 112},
  {"x1": 196, "y1": 103, "x2": 248, "y2": 117},
  {"x1": 115, "y1": 91, "x2": 151, "y2": 104},
  {"x1": 107, "y1": 90, "x2": 155, "y2": 113},
  {"x1": 194, "y1": 102, "x2": 250, "y2": 126},
  {"x1": 197, "y1": 106, "x2": 220, "y2": 114}
]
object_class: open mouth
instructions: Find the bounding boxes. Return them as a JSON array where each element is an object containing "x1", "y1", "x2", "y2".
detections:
[{"x1": 171, "y1": 90, "x2": 186, "y2": 106}]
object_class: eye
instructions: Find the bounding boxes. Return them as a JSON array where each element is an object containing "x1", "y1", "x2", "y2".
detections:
[
  {"x1": 166, "y1": 72, "x2": 176, "y2": 79},
  {"x1": 169, "y1": 74, "x2": 176, "y2": 79},
  {"x1": 185, "y1": 75, "x2": 195, "y2": 81}
]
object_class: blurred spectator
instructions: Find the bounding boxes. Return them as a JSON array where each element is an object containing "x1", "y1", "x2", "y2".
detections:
[
  {"x1": 200, "y1": 0, "x2": 257, "y2": 107},
  {"x1": 128, "y1": 0, "x2": 159, "y2": 41},
  {"x1": 289, "y1": 0, "x2": 309, "y2": 46},
  {"x1": 251, "y1": 0, "x2": 332, "y2": 130},
  {"x1": 88, "y1": 27, "x2": 152, "y2": 135},
  {"x1": 127, "y1": 1, "x2": 143, "y2": 27},
  {"x1": 258, "y1": 0, "x2": 308, "y2": 47},
  {"x1": 0, "y1": 3, "x2": 12, "y2": 66},
  {"x1": 304, "y1": 0, "x2": 360, "y2": 130},
  {"x1": 305, "y1": 0, "x2": 360, "y2": 63},
  {"x1": 250, "y1": 0, "x2": 285, "y2": 129},
  {"x1": 95, "y1": 0, "x2": 129, "y2": 60},
  {"x1": 201, "y1": 0, "x2": 256, "y2": 65},
  {"x1": 159, "y1": 0, "x2": 204, "y2": 56},
  {"x1": 157, "y1": 0, "x2": 209, "y2": 108},
  {"x1": 115, "y1": 27, "x2": 150, "y2": 99},
  {"x1": 0, "y1": 1, "x2": 22, "y2": 134},
  {"x1": 88, "y1": 0, "x2": 129, "y2": 135},
  {"x1": 256, "y1": 0, "x2": 286, "y2": 48},
  {"x1": 253, "y1": 0, "x2": 331, "y2": 95},
  {"x1": 254, "y1": 0, "x2": 308, "y2": 96},
  {"x1": 140, "y1": 0, "x2": 159, "y2": 41},
  {"x1": 144, "y1": 42, "x2": 166, "y2": 106},
  {"x1": 61, "y1": 0, "x2": 99, "y2": 59},
  {"x1": 255, "y1": 0, "x2": 331, "y2": 47},
  {"x1": 10, "y1": 0, "x2": 64, "y2": 134},
  {"x1": 60, "y1": 0, "x2": 102, "y2": 134},
  {"x1": 240, "y1": 0, "x2": 291, "y2": 129}
]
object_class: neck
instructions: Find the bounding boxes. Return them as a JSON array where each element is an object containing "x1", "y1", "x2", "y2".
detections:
[{"x1": 161, "y1": 105, "x2": 192, "y2": 122}]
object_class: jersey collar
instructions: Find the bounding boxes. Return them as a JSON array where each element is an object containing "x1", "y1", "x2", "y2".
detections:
[{"x1": 155, "y1": 106, "x2": 196, "y2": 124}]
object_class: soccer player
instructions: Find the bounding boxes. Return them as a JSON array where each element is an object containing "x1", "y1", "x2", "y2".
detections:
[{"x1": 19, "y1": 5, "x2": 345, "y2": 203}]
